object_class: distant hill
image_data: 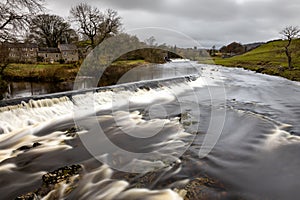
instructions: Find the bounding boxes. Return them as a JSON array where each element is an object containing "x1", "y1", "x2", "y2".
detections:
[
  {"x1": 216, "y1": 39, "x2": 300, "y2": 67},
  {"x1": 210, "y1": 39, "x2": 300, "y2": 81}
]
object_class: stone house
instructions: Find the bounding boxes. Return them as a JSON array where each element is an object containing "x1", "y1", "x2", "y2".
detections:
[
  {"x1": 38, "y1": 47, "x2": 61, "y2": 63},
  {"x1": 4, "y1": 43, "x2": 38, "y2": 63},
  {"x1": 0, "y1": 42, "x2": 79, "y2": 63},
  {"x1": 58, "y1": 44, "x2": 79, "y2": 62}
]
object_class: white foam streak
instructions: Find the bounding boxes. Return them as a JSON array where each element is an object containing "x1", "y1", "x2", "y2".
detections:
[
  {"x1": 0, "y1": 163, "x2": 16, "y2": 172},
  {"x1": 188, "y1": 65, "x2": 227, "y2": 88},
  {"x1": 63, "y1": 164, "x2": 183, "y2": 200},
  {"x1": 265, "y1": 125, "x2": 300, "y2": 150},
  {"x1": 116, "y1": 188, "x2": 183, "y2": 200}
]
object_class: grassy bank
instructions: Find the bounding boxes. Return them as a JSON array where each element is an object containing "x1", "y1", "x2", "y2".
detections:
[
  {"x1": 3, "y1": 60, "x2": 149, "y2": 84},
  {"x1": 4, "y1": 63, "x2": 80, "y2": 82},
  {"x1": 4, "y1": 60, "x2": 147, "y2": 82},
  {"x1": 200, "y1": 39, "x2": 300, "y2": 81}
]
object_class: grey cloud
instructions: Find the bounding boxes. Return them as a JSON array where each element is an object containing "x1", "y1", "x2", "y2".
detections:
[
  {"x1": 89, "y1": 0, "x2": 241, "y2": 21},
  {"x1": 45, "y1": 0, "x2": 300, "y2": 48}
]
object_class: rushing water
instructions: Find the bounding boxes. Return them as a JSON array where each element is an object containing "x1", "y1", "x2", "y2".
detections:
[{"x1": 1, "y1": 62, "x2": 300, "y2": 199}]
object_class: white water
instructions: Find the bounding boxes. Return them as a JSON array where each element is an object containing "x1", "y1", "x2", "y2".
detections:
[{"x1": 1, "y1": 63, "x2": 300, "y2": 199}]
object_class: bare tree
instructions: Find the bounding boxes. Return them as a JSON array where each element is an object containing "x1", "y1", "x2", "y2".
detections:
[
  {"x1": 60, "y1": 29, "x2": 79, "y2": 44},
  {"x1": 70, "y1": 3, "x2": 121, "y2": 48},
  {"x1": 280, "y1": 26, "x2": 300, "y2": 69},
  {"x1": 0, "y1": 0, "x2": 45, "y2": 41},
  {"x1": 29, "y1": 14, "x2": 75, "y2": 47},
  {"x1": 145, "y1": 36, "x2": 157, "y2": 46},
  {"x1": 96, "y1": 9, "x2": 122, "y2": 45},
  {"x1": 70, "y1": 3, "x2": 100, "y2": 48}
]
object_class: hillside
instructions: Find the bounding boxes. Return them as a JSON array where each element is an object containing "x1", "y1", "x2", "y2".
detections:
[{"x1": 204, "y1": 39, "x2": 300, "y2": 81}]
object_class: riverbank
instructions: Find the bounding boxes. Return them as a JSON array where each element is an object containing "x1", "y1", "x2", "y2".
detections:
[
  {"x1": 3, "y1": 60, "x2": 149, "y2": 84},
  {"x1": 4, "y1": 63, "x2": 80, "y2": 82},
  {"x1": 199, "y1": 39, "x2": 300, "y2": 81},
  {"x1": 212, "y1": 57, "x2": 300, "y2": 82}
]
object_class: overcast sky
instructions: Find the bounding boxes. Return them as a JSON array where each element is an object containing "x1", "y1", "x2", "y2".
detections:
[{"x1": 46, "y1": 0, "x2": 300, "y2": 48}]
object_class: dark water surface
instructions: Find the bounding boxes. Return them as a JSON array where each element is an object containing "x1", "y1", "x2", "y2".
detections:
[{"x1": 1, "y1": 62, "x2": 300, "y2": 199}]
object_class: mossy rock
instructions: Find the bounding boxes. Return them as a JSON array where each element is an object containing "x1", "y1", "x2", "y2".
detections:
[
  {"x1": 42, "y1": 164, "x2": 82, "y2": 185},
  {"x1": 15, "y1": 192, "x2": 36, "y2": 200},
  {"x1": 183, "y1": 177, "x2": 226, "y2": 200},
  {"x1": 16, "y1": 164, "x2": 83, "y2": 200}
]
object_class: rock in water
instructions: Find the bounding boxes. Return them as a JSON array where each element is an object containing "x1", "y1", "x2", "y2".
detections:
[{"x1": 15, "y1": 164, "x2": 83, "y2": 200}]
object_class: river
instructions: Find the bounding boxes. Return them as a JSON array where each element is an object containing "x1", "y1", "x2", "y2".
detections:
[{"x1": 0, "y1": 62, "x2": 300, "y2": 199}]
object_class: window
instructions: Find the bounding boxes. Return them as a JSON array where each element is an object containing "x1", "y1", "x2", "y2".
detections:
[{"x1": 45, "y1": 54, "x2": 48, "y2": 57}]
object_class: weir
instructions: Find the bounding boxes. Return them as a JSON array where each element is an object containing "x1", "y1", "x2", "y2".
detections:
[{"x1": 0, "y1": 74, "x2": 199, "y2": 108}]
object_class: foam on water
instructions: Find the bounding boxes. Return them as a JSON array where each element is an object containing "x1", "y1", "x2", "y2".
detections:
[
  {"x1": 0, "y1": 77, "x2": 197, "y2": 199},
  {"x1": 56, "y1": 164, "x2": 183, "y2": 200},
  {"x1": 264, "y1": 125, "x2": 300, "y2": 150},
  {"x1": 0, "y1": 75, "x2": 200, "y2": 135},
  {"x1": 2, "y1": 64, "x2": 300, "y2": 199}
]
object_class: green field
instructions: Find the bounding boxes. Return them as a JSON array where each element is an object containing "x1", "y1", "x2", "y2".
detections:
[{"x1": 200, "y1": 39, "x2": 300, "y2": 81}]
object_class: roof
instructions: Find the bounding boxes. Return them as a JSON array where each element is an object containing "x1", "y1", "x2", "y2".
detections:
[
  {"x1": 58, "y1": 44, "x2": 77, "y2": 51},
  {"x1": 3, "y1": 43, "x2": 38, "y2": 48},
  {"x1": 38, "y1": 47, "x2": 60, "y2": 53}
]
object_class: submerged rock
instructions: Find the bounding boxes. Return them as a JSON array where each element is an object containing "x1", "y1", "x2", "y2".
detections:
[
  {"x1": 15, "y1": 142, "x2": 42, "y2": 152},
  {"x1": 65, "y1": 126, "x2": 82, "y2": 137}
]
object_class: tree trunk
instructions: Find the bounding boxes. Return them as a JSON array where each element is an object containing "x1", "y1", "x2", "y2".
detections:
[
  {"x1": 288, "y1": 54, "x2": 292, "y2": 69},
  {"x1": 285, "y1": 39, "x2": 293, "y2": 70},
  {"x1": 91, "y1": 37, "x2": 95, "y2": 48}
]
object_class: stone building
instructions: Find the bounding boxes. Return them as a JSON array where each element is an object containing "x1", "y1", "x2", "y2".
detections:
[
  {"x1": 38, "y1": 48, "x2": 61, "y2": 63},
  {"x1": 0, "y1": 42, "x2": 79, "y2": 63},
  {"x1": 4, "y1": 43, "x2": 38, "y2": 63},
  {"x1": 58, "y1": 44, "x2": 79, "y2": 62}
]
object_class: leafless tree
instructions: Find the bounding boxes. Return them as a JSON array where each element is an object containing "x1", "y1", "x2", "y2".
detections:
[
  {"x1": 0, "y1": 0, "x2": 45, "y2": 41},
  {"x1": 280, "y1": 26, "x2": 300, "y2": 69},
  {"x1": 70, "y1": 3, "x2": 100, "y2": 48},
  {"x1": 60, "y1": 29, "x2": 79, "y2": 45},
  {"x1": 70, "y1": 3, "x2": 122, "y2": 48},
  {"x1": 29, "y1": 14, "x2": 75, "y2": 47},
  {"x1": 96, "y1": 9, "x2": 122, "y2": 45},
  {"x1": 145, "y1": 36, "x2": 157, "y2": 46}
]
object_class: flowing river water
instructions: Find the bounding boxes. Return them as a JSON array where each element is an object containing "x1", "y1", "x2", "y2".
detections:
[{"x1": 0, "y1": 62, "x2": 300, "y2": 199}]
